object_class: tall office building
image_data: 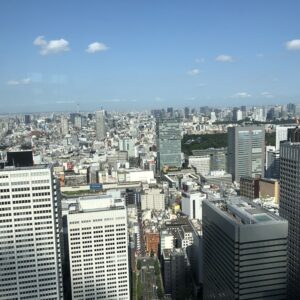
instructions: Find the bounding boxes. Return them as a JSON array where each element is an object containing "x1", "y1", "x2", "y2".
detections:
[
  {"x1": 61, "y1": 117, "x2": 69, "y2": 135},
  {"x1": 203, "y1": 197, "x2": 288, "y2": 300},
  {"x1": 156, "y1": 118, "x2": 182, "y2": 171},
  {"x1": 227, "y1": 126, "x2": 265, "y2": 182},
  {"x1": 24, "y1": 114, "x2": 31, "y2": 125},
  {"x1": 95, "y1": 110, "x2": 106, "y2": 140},
  {"x1": 279, "y1": 142, "x2": 300, "y2": 299},
  {"x1": 162, "y1": 248, "x2": 187, "y2": 300},
  {"x1": 67, "y1": 195, "x2": 130, "y2": 300},
  {"x1": 0, "y1": 164, "x2": 64, "y2": 300}
]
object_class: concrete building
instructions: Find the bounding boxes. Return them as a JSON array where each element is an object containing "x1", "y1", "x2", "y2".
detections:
[
  {"x1": 259, "y1": 178, "x2": 280, "y2": 204},
  {"x1": 200, "y1": 170, "x2": 232, "y2": 186},
  {"x1": 227, "y1": 126, "x2": 265, "y2": 182},
  {"x1": 192, "y1": 148, "x2": 227, "y2": 171},
  {"x1": 239, "y1": 176, "x2": 260, "y2": 199},
  {"x1": 265, "y1": 146, "x2": 280, "y2": 179},
  {"x1": 119, "y1": 139, "x2": 136, "y2": 157},
  {"x1": 178, "y1": 224, "x2": 194, "y2": 249},
  {"x1": 95, "y1": 110, "x2": 106, "y2": 140},
  {"x1": 141, "y1": 187, "x2": 165, "y2": 211},
  {"x1": 67, "y1": 195, "x2": 130, "y2": 300},
  {"x1": 160, "y1": 230, "x2": 174, "y2": 255},
  {"x1": 181, "y1": 191, "x2": 206, "y2": 220},
  {"x1": 279, "y1": 142, "x2": 300, "y2": 299},
  {"x1": 188, "y1": 155, "x2": 210, "y2": 175},
  {"x1": 203, "y1": 197, "x2": 288, "y2": 300},
  {"x1": 0, "y1": 165, "x2": 64, "y2": 300},
  {"x1": 276, "y1": 125, "x2": 295, "y2": 150},
  {"x1": 156, "y1": 118, "x2": 182, "y2": 171}
]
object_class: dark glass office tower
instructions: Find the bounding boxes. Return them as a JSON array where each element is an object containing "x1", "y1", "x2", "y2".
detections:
[
  {"x1": 203, "y1": 197, "x2": 288, "y2": 300},
  {"x1": 280, "y1": 142, "x2": 300, "y2": 299}
]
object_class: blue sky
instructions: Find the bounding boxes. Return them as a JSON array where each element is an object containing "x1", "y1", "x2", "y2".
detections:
[{"x1": 1, "y1": 0, "x2": 300, "y2": 112}]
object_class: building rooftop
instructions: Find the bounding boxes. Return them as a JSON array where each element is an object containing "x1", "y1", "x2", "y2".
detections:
[
  {"x1": 0, "y1": 164, "x2": 50, "y2": 172},
  {"x1": 210, "y1": 197, "x2": 285, "y2": 225},
  {"x1": 69, "y1": 195, "x2": 125, "y2": 214}
]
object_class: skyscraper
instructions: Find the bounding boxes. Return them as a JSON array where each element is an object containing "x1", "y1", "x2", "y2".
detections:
[
  {"x1": 0, "y1": 164, "x2": 64, "y2": 300},
  {"x1": 156, "y1": 118, "x2": 182, "y2": 171},
  {"x1": 203, "y1": 197, "x2": 288, "y2": 300},
  {"x1": 279, "y1": 142, "x2": 300, "y2": 299},
  {"x1": 95, "y1": 110, "x2": 106, "y2": 140},
  {"x1": 227, "y1": 126, "x2": 265, "y2": 182},
  {"x1": 67, "y1": 195, "x2": 130, "y2": 300},
  {"x1": 61, "y1": 117, "x2": 69, "y2": 135}
]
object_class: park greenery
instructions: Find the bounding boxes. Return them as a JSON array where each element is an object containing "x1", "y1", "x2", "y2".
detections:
[{"x1": 182, "y1": 132, "x2": 276, "y2": 155}]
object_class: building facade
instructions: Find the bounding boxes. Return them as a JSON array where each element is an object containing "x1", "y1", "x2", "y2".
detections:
[
  {"x1": 203, "y1": 197, "x2": 288, "y2": 300},
  {"x1": 156, "y1": 118, "x2": 182, "y2": 171},
  {"x1": 141, "y1": 188, "x2": 165, "y2": 211},
  {"x1": 279, "y1": 142, "x2": 300, "y2": 299},
  {"x1": 227, "y1": 126, "x2": 265, "y2": 182},
  {"x1": 239, "y1": 176, "x2": 260, "y2": 199},
  {"x1": 67, "y1": 195, "x2": 130, "y2": 300},
  {"x1": 0, "y1": 165, "x2": 64, "y2": 300},
  {"x1": 95, "y1": 110, "x2": 106, "y2": 141}
]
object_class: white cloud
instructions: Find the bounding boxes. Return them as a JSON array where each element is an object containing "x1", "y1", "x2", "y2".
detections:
[
  {"x1": 86, "y1": 42, "x2": 109, "y2": 53},
  {"x1": 261, "y1": 92, "x2": 273, "y2": 98},
  {"x1": 256, "y1": 53, "x2": 264, "y2": 58},
  {"x1": 232, "y1": 92, "x2": 252, "y2": 98},
  {"x1": 33, "y1": 36, "x2": 70, "y2": 55},
  {"x1": 187, "y1": 68, "x2": 200, "y2": 76},
  {"x1": 215, "y1": 54, "x2": 234, "y2": 63},
  {"x1": 286, "y1": 39, "x2": 300, "y2": 50},
  {"x1": 197, "y1": 83, "x2": 207, "y2": 87},
  {"x1": 6, "y1": 78, "x2": 31, "y2": 86}
]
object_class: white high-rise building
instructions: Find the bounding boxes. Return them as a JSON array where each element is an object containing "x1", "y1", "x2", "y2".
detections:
[
  {"x1": 141, "y1": 187, "x2": 165, "y2": 211},
  {"x1": 181, "y1": 191, "x2": 206, "y2": 220},
  {"x1": 0, "y1": 165, "x2": 64, "y2": 300},
  {"x1": 95, "y1": 110, "x2": 106, "y2": 140},
  {"x1": 67, "y1": 195, "x2": 130, "y2": 300},
  {"x1": 275, "y1": 125, "x2": 295, "y2": 150}
]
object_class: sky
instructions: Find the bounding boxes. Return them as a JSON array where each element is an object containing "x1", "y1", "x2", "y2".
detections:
[{"x1": 1, "y1": 0, "x2": 300, "y2": 113}]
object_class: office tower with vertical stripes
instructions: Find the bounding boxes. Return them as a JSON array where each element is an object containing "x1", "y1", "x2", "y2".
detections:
[
  {"x1": 279, "y1": 142, "x2": 300, "y2": 299},
  {"x1": 227, "y1": 126, "x2": 265, "y2": 182},
  {"x1": 203, "y1": 197, "x2": 288, "y2": 300}
]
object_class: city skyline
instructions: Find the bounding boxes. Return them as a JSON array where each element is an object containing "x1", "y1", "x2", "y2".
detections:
[{"x1": 1, "y1": 1, "x2": 300, "y2": 112}]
